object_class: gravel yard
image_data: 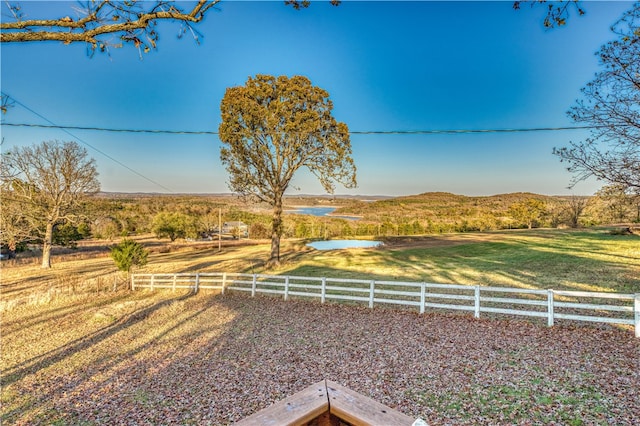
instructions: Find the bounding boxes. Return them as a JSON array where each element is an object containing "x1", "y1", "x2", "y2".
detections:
[{"x1": 2, "y1": 291, "x2": 639, "y2": 425}]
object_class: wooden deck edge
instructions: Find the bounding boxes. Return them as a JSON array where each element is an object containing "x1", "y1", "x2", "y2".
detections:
[
  {"x1": 234, "y1": 380, "x2": 328, "y2": 426},
  {"x1": 326, "y1": 380, "x2": 416, "y2": 426},
  {"x1": 235, "y1": 379, "x2": 423, "y2": 426}
]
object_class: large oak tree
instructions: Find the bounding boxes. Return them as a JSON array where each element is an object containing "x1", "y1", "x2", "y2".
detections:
[
  {"x1": 219, "y1": 75, "x2": 356, "y2": 266},
  {"x1": 1, "y1": 141, "x2": 100, "y2": 268}
]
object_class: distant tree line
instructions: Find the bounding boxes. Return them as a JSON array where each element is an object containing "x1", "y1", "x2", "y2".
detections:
[
  {"x1": 4, "y1": 156, "x2": 638, "y2": 265},
  {"x1": 3, "y1": 185, "x2": 638, "y2": 268},
  {"x1": 11, "y1": 188, "x2": 635, "y2": 248}
]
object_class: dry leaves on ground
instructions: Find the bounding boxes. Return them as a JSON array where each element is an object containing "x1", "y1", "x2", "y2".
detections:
[{"x1": 2, "y1": 291, "x2": 639, "y2": 425}]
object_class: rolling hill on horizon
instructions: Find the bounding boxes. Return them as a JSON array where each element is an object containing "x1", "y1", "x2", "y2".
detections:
[{"x1": 334, "y1": 191, "x2": 583, "y2": 231}]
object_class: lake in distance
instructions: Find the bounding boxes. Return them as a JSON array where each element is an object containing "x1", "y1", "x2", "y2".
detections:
[{"x1": 288, "y1": 206, "x2": 360, "y2": 220}]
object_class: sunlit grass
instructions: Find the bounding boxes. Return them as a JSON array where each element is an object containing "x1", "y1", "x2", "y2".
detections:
[
  {"x1": 276, "y1": 229, "x2": 640, "y2": 293},
  {"x1": 1, "y1": 290, "x2": 238, "y2": 425},
  {"x1": 2, "y1": 229, "x2": 638, "y2": 309}
]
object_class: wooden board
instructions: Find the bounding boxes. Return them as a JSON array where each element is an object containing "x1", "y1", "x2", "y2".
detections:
[
  {"x1": 326, "y1": 380, "x2": 415, "y2": 426},
  {"x1": 236, "y1": 379, "x2": 419, "y2": 426},
  {"x1": 235, "y1": 381, "x2": 329, "y2": 426}
]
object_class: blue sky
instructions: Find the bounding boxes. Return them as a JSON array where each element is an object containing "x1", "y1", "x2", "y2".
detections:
[{"x1": 0, "y1": 1, "x2": 633, "y2": 196}]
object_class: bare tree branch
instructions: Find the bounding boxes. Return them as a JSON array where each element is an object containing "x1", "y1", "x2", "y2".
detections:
[
  {"x1": 1, "y1": 1, "x2": 222, "y2": 53},
  {"x1": 513, "y1": 0, "x2": 585, "y2": 28},
  {"x1": 554, "y1": 4, "x2": 640, "y2": 192},
  {"x1": 0, "y1": 1, "x2": 334, "y2": 54}
]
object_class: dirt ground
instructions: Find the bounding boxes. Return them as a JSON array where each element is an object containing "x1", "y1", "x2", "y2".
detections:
[{"x1": 2, "y1": 292, "x2": 638, "y2": 425}]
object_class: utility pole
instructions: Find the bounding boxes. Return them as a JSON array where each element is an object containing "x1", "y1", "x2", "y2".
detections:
[{"x1": 218, "y1": 208, "x2": 222, "y2": 252}]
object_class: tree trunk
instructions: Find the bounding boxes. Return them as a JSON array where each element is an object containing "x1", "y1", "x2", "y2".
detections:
[
  {"x1": 268, "y1": 196, "x2": 284, "y2": 267},
  {"x1": 42, "y1": 222, "x2": 53, "y2": 268}
]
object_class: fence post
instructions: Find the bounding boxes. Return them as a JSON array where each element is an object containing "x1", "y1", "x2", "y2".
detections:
[
  {"x1": 634, "y1": 293, "x2": 640, "y2": 338},
  {"x1": 474, "y1": 286, "x2": 481, "y2": 319},
  {"x1": 547, "y1": 289, "x2": 554, "y2": 327},
  {"x1": 151, "y1": 275, "x2": 155, "y2": 292},
  {"x1": 172, "y1": 274, "x2": 177, "y2": 292},
  {"x1": 420, "y1": 283, "x2": 426, "y2": 314},
  {"x1": 321, "y1": 277, "x2": 327, "y2": 304},
  {"x1": 222, "y1": 272, "x2": 227, "y2": 295},
  {"x1": 195, "y1": 273, "x2": 200, "y2": 292},
  {"x1": 284, "y1": 276, "x2": 290, "y2": 301},
  {"x1": 252, "y1": 274, "x2": 257, "y2": 297},
  {"x1": 369, "y1": 280, "x2": 375, "y2": 309}
]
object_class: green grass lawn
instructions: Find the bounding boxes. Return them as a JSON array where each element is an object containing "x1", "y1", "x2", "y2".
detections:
[
  {"x1": 275, "y1": 229, "x2": 640, "y2": 294},
  {"x1": 3, "y1": 229, "x2": 638, "y2": 307}
]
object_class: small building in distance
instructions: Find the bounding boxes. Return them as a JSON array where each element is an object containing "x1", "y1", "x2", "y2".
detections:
[{"x1": 222, "y1": 221, "x2": 248, "y2": 238}]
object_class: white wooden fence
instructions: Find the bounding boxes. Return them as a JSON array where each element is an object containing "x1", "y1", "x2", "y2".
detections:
[{"x1": 131, "y1": 272, "x2": 640, "y2": 337}]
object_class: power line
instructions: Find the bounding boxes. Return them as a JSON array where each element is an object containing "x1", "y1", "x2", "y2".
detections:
[
  {"x1": 0, "y1": 93, "x2": 608, "y2": 195},
  {"x1": 1, "y1": 121, "x2": 603, "y2": 135},
  {"x1": 2, "y1": 122, "x2": 217, "y2": 135},
  {"x1": 350, "y1": 126, "x2": 601, "y2": 135},
  {"x1": 1, "y1": 95, "x2": 174, "y2": 193}
]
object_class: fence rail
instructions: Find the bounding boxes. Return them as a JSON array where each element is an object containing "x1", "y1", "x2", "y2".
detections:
[{"x1": 131, "y1": 272, "x2": 640, "y2": 337}]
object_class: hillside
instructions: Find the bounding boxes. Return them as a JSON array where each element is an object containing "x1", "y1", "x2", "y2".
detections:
[
  {"x1": 7, "y1": 191, "x2": 627, "y2": 258},
  {"x1": 334, "y1": 192, "x2": 568, "y2": 232}
]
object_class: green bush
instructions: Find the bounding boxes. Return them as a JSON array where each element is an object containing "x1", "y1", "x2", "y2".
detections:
[{"x1": 110, "y1": 239, "x2": 148, "y2": 276}]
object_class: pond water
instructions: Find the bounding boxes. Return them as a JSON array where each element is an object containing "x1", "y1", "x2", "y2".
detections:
[{"x1": 307, "y1": 240, "x2": 383, "y2": 250}]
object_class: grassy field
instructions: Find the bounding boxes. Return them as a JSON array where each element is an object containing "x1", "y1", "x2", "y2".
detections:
[
  {"x1": 276, "y1": 228, "x2": 640, "y2": 294},
  {"x1": 3, "y1": 228, "x2": 639, "y2": 299},
  {"x1": 2, "y1": 228, "x2": 639, "y2": 424}
]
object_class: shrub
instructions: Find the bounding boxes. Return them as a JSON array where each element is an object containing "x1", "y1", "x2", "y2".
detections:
[{"x1": 110, "y1": 239, "x2": 148, "y2": 278}]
